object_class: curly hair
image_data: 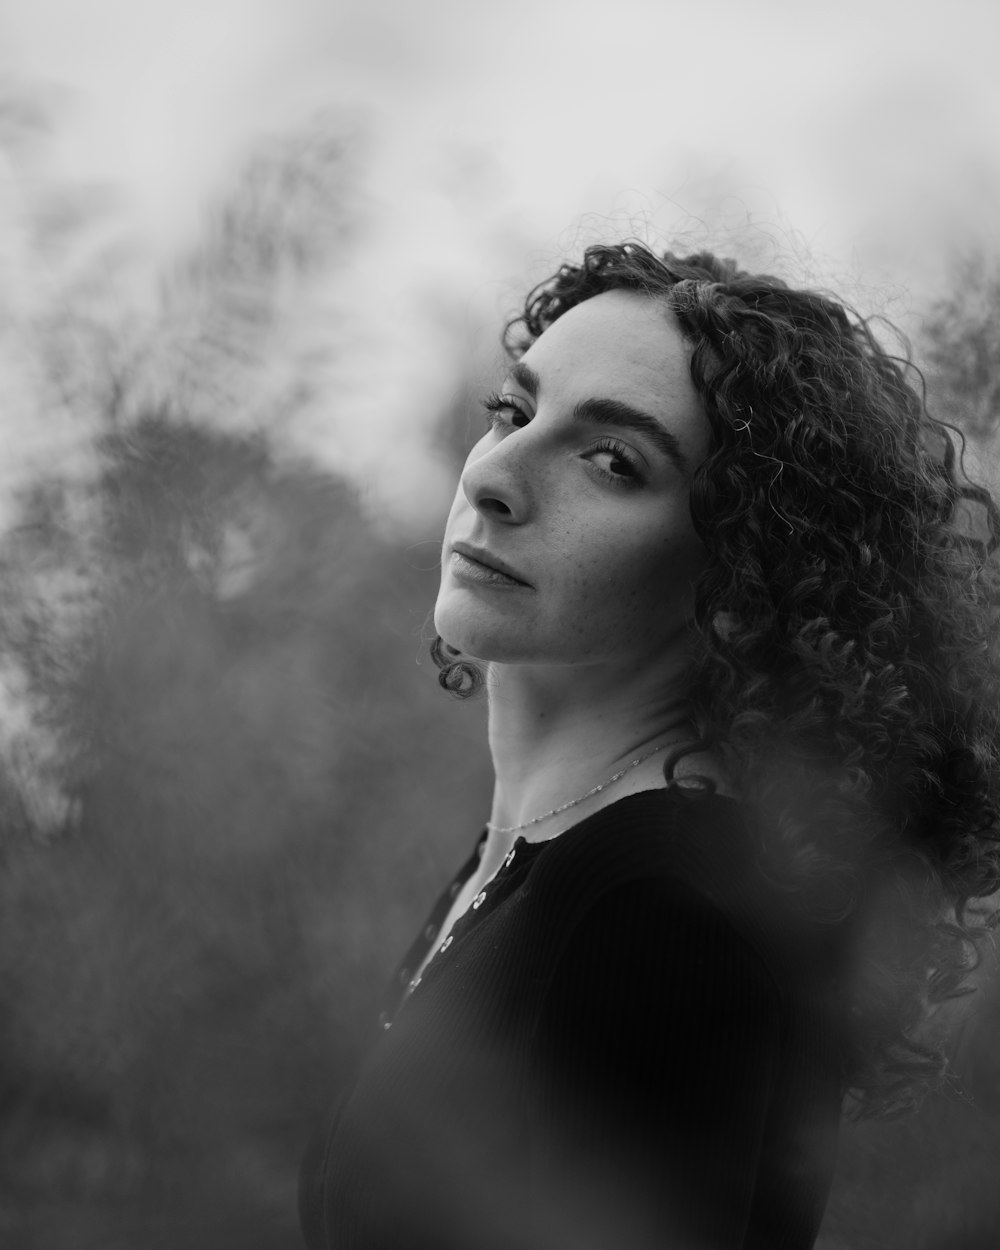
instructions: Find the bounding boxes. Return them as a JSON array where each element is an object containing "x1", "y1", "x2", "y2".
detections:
[{"x1": 433, "y1": 241, "x2": 1000, "y2": 1118}]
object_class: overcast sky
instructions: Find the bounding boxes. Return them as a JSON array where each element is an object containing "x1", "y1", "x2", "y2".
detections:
[{"x1": 2, "y1": 0, "x2": 999, "y2": 525}]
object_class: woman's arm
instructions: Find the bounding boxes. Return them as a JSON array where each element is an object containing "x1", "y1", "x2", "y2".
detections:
[{"x1": 528, "y1": 875, "x2": 783, "y2": 1250}]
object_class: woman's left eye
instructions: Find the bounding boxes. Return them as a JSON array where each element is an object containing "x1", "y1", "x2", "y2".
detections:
[{"x1": 587, "y1": 439, "x2": 643, "y2": 488}]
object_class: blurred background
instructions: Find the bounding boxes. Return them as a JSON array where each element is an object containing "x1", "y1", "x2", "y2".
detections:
[{"x1": 0, "y1": 1, "x2": 999, "y2": 1246}]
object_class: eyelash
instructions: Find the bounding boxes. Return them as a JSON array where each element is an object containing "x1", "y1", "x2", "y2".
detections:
[
  {"x1": 589, "y1": 438, "x2": 643, "y2": 488},
  {"x1": 481, "y1": 391, "x2": 530, "y2": 430},
  {"x1": 479, "y1": 393, "x2": 643, "y2": 489}
]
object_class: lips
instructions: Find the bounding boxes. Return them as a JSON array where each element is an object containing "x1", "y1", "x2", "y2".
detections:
[{"x1": 451, "y1": 542, "x2": 531, "y2": 587}]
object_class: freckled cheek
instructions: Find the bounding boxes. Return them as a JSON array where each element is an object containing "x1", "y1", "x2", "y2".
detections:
[
  {"x1": 549, "y1": 512, "x2": 703, "y2": 619},
  {"x1": 559, "y1": 554, "x2": 656, "y2": 626},
  {"x1": 609, "y1": 533, "x2": 704, "y2": 619}
]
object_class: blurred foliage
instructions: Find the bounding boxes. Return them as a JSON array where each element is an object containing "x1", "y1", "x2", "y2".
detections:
[
  {"x1": 920, "y1": 251, "x2": 1000, "y2": 444},
  {"x1": 0, "y1": 94, "x2": 491, "y2": 1249},
  {"x1": 1, "y1": 80, "x2": 1000, "y2": 1248},
  {"x1": 0, "y1": 415, "x2": 492, "y2": 1249}
]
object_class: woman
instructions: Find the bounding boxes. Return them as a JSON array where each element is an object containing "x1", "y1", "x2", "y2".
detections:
[{"x1": 300, "y1": 243, "x2": 1000, "y2": 1249}]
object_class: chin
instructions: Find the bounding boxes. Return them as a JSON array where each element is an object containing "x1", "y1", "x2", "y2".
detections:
[
  {"x1": 434, "y1": 604, "x2": 516, "y2": 665},
  {"x1": 433, "y1": 598, "x2": 480, "y2": 660},
  {"x1": 433, "y1": 623, "x2": 495, "y2": 664}
]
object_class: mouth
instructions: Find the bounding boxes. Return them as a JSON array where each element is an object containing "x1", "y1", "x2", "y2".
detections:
[{"x1": 450, "y1": 543, "x2": 531, "y2": 588}]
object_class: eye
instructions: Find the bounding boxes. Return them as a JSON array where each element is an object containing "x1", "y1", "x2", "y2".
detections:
[
  {"x1": 586, "y1": 438, "x2": 643, "y2": 488},
  {"x1": 481, "y1": 391, "x2": 531, "y2": 431}
]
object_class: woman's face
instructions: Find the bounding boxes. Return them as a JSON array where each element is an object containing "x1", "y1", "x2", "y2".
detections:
[{"x1": 435, "y1": 289, "x2": 710, "y2": 672}]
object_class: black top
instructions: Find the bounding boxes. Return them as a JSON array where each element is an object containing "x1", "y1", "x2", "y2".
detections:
[{"x1": 299, "y1": 789, "x2": 843, "y2": 1249}]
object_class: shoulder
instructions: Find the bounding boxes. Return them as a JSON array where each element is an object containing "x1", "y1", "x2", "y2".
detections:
[
  {"x1": 543, "y1": 865, "x2": 783, "y2": 1019},
  {"x1": 528, "y1": 788, "x2": 764, "y2": 933},
  {"x1": 530, "y1": 862, "x2": 787, "y2": 1130},
  {"x1": 528, "y1": 796, "x2": 800, "y2": 1085},
  {"x1": 525, "y1": 788, "x2": 823, "y2": 1006}
]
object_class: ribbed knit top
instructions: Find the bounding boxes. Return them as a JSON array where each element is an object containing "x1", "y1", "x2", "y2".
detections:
[{"x1": 299, "y1": 788, "x2": 843, "y2": 1249}]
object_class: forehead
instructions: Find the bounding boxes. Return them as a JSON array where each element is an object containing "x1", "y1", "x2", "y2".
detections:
[{"x1": 519, "y1": 289, "x2": 709, "y2": 461}]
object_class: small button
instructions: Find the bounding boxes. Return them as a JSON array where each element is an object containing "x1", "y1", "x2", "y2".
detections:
[
  {"x1": 382, "y1": 1020, "x2": 392, "y2": 1031},
  {"x1": 440, "y1": 935, "x2": 453, "y2": 952},
  {"x1": 472, "y1": 890, "x2": 487, "y2": 909},
  {"x1": 408, "y1": 975, "x2": 422, "y2": 991},
  {"x1": 504, "y1": 848, "x2": 516, "y2": 869}
]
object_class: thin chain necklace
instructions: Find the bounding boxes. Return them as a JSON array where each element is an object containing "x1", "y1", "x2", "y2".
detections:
[{"x1": 486, "y1": 741, "x2": 674, "y2": 835}]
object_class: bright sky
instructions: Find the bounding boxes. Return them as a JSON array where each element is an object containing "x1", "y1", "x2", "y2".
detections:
[{"x1": 2, "y1": 0, "x2": 1000, "y2": 527}]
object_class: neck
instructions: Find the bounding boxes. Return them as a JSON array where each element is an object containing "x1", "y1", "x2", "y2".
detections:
[{"x1": 484, "y1": 656, "x2": 697, "y2": 841}]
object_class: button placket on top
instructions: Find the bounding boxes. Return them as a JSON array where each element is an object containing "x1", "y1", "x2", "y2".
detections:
[
  {"x1": 398, "y1": 863, "x2": 495, "y2": 1013},
  {"x1": 382, "y1": 835, "x2": 533, "y2": 1028}
]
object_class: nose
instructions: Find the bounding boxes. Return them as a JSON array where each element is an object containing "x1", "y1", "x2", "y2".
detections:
[{"x1": 459, "y1": 434, "x2": 533, "y2": 525}]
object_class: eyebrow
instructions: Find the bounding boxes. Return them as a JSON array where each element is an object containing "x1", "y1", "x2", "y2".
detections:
[{"x1": 507, "y1": 360, "x2": 689, "y2": 474}]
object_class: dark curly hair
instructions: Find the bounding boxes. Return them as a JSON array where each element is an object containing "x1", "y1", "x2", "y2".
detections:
[{"x1": 433, "y1": 241, "x2": 1000, "y2": 1118}]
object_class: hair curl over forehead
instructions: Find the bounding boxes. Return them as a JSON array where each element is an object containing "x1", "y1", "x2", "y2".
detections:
[{"x1": 441, "y1": 241, "x2": 1000, "y2": 1117}]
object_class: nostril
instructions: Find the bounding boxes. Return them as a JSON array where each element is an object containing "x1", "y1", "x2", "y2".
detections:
[
  {"x1": 462, "y1": 457, "x2": 525, "y2": 522},
  {"x1": 479, "y1": 496, "x2": 513, "y2": 517}
]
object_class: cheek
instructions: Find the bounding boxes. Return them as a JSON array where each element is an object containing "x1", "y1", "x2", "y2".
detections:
[{"x1": 585, "y1": 525, "x2": 704, "y2": 625}]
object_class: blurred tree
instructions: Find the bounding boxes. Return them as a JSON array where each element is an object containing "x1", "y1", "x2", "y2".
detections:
[
  {"x1": 0, "y1": 93, "x2": 491, "y2": 1250},
  {"x1": 920, "y1": 250, "x2": 1000, "y2": 444}
]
